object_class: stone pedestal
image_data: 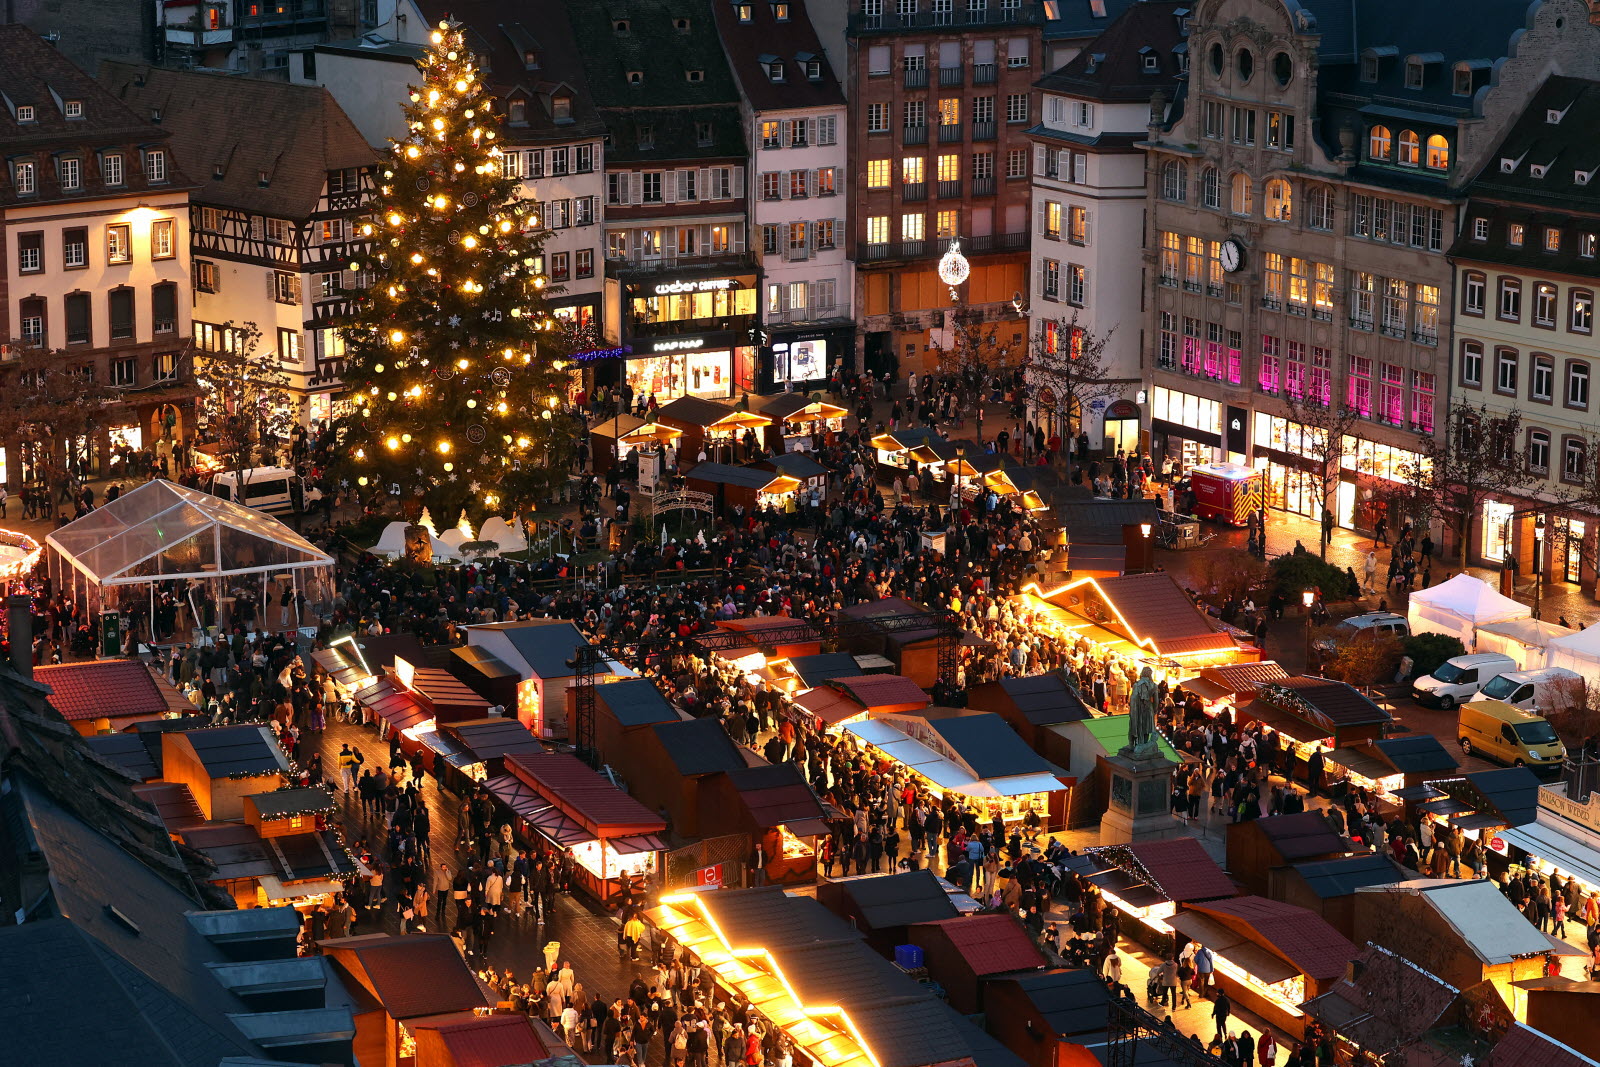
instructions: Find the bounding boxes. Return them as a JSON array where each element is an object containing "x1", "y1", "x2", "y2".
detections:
[{"x1": 1100, "y1": 748, "x2": 1184, "y2": 846}]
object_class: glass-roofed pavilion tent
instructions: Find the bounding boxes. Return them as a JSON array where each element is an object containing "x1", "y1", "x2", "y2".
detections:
[{"x1": 45, "y1": 479, "x2": 333, "y2": 643}]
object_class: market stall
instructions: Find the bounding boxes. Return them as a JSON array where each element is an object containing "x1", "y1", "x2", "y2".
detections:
[
  {"x1": 684, "y1": 463, "x2": 802, "y2": 519},
  {"x1": 699, "y1": 763, "x2": 831, "y2": 886},
  {"x1": 869, "y1": 427, "x2": 947, "y2": 475},
  {"x1": 1177, "y1": 661, "x2": 1291, "y2": 720},
  {"x1": 1079, "y1": 838, "x2": 1237, "y2": 952},
  {"x1": 1473, "y1": 618, "x2": 1573, "y2": 671},
  {"x1": 1226, "y1": 811, "x2": 1350, "y2": 896},
  {"x1": 843, "y1": 709, "x2": 1069, "y2": 832},
  {"x1": 590, "y1": 413, "x2": 647, "y2": 474},
  {"x1": 1407, "y1": 573, "x2": 1530, "y2": 650},
  {"x1": 1491, "y1": 782, "x2": 1600, "y2": 897},
  {"x1": 757, "y1": 394, "x2": 848, "y2": 453},
  {"x1": 487, "y1": 752, "x2": 666, "y2": 904},
  {"x1": 1237, "y1": 677, "x2": 1392, "y2": 793},
  {"x1": 1170, "y1": 896, "x2": 1357, "y2": 1037},
  {"x1": 405, "y1": 716, "x2": 544, "y2": 795},
  {"x1": 657, "y1": 396, "x2": 772, "y2": 468}
]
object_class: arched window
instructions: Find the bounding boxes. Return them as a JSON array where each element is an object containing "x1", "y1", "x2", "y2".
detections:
[
  {"x1": 1425, "y1": 134, "x2": 1450, "y2": 170},
  {"x1": 1209, "y1": 42, "x2": 1224, "y2": 76},
  {"x1": 1230, "y1": 173, "x2": 1253, "y2": 217},
  {"x1": 1368, "y1": 125, "x2": 1392, "y2": 159},
  {"x1": 1397, "y1": 129, "x2": 1420, "y2": 166},
  {"x1": 1160, "y1": 159, "x2": 1187, "y2": 202},
  {"x1": 1264, "y1": 178, "x2": 1293, "y2": 221},
  {"x1": 1201, "y1": 167, "x2": 1221, "y2": 210}
]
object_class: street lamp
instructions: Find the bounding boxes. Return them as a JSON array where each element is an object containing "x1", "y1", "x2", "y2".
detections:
[
  {"x1": 1140, "y1": 522, "x2": 1153, "y2": 574},
  {"x1": 953, "y1": 444, "x2": 966, "y2": 511},
  {"x1": 1534, "y1": 518, "x2": 1546, "y2": 620},
  {"x1": 1302, "y1": 587, "x2": 1316, "y2": 674}
]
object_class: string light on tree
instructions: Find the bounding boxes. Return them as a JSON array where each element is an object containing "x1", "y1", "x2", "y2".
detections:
[{"x1": 334, "y1": 19, "x2": 577, "y2": 523}]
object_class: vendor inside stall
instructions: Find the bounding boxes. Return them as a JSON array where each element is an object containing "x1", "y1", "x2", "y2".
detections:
[{"x1": 758, "y1": 394, "x2": 848, "y2": 453}]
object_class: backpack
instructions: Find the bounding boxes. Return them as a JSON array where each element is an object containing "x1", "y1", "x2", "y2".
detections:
[{"x1": 675, "y1": 1031, "x2": 689, "y2": 1051}]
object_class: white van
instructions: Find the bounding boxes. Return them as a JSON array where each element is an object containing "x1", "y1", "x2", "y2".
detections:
[
  {"x1": 1411, "y1": 652, "x2": 1518, "y2": 710},
  {"x1": 1477, "y1": 666, "x2": 1585, "y2": 714},
  {"x1": 210, "y1": 466, "x2": 323, "y2": 515}
]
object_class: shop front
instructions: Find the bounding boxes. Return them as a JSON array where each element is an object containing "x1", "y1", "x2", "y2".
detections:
[
  {"x1": 1495, "y1": 786, "x2": 1600, "y2": 904},
  {"x1": 1150, "y1": 386, "x2": 1223, "y2": 477},
  {"x1": 758, "y1": 393, "x2": 848, "y2": 454},
  {"x1": 766, "y1": 323, "x2": 853, "y2": 395},
  {"x1": 1101, "y1": 397, "x2": 1143, "y2": 457},
  {"x1": 1250, "y1": 412, "x2": 1424, "y2": 534},
  {"x1": 618, "y1": 268, "x2": 759, "y2": 402}
]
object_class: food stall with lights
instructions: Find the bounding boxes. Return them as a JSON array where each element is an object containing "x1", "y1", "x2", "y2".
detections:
[
  {"x1": 758, "y1": 394, "x2": 848, "y2": 454},
  {"x1": 843, "y1": 709, "x2": 1070, "y2": 833},
  {"x1": 1485, "y1": 780, "x2": 1600, "y2": 896},
  {"x1": 590, "y1": 413, "x2": 646, "y2": 474},
  {"x1": 752, "y1": 450, "x2": 830, "y2": 502},
  {"x1": 685, "y1": 462, "x2": 803, "y2": 519},
  {"x1": 404, "y1": 716, "x2": 544, "y2": 796},
  {"x1": 657, "y1": 396, "x2": 772, "y2": 468},
  {"x1": 695, "y1": 763, "x2": 831, "y2": 886},
  {"x1": 869, "y1": 426, "x2": 948, "y2": 475},
  {"x1": 460, "y1": 619, "x2": 637, "y2": 740},
  {"x1": 1176, "y1": 661, "x2": 1291, "y2": 720},
  {"x1": 486, "y1": 752, "x2": 666, "y2": 904},
  {"x1": 0, "y1": 527, "x2": 41, "y2": 591},
  {"x1": 1236, "y1": 677, "x2": 1392, "y2": 793},
  {"x1": 789, "y1": 673, "x2": 928, "y2": 732},
  {"x1": 1169, "y1": 896, "x2": 1358, "y2": 1037},
  {"x1": 1078, "y1": 839, "x2": 1237, "y2": 952}
]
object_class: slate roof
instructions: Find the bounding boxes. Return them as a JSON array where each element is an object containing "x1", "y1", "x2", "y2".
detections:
[
  {"x1": 596, "y1": 677, "x2": 681, "y2": 726},
  {"x1": 652, "y1": 716, "x2": 746, "y2": 776},
  {"x1": 1000, "y1": 968, "x2": 1113, "y2": 1036},
  {"x1": 566, "y1": 0, "x2": 747, "y2": 164},
  {"x1": 923, "y1": 711, "x2": 1065, "y2": 780},
  {"x1": 99, "y1": 62, "x2": 373, "y2": 218},
  {"x1": 1291, "y1": 853, "x2": 1407, "y2": 899},
  {"x1": 181, "y1": 725, "x2": 291, "y2": 778},
  {"x1": 1189, "y1": 896, "x2": 1358, "y2": 981},
  {"x1": 712, "y1": 0, "x2": 845, "y2": 111},
  {"x1": 915, "y1": 913, "x2": 1047, "y2": 975},
  {"x1": 85, "y1": 730, "x2": 161, "y2": 781},
  {"x1": 1258, "y1": 677, "x2": 1392, "y2": 729},
  {"x1": 246, "y1": 786, "x2": 338, "y2": 820},
  {"x1": 34, "y1": 660, "x2": 175, "y2": 722},
  {"x1": 994, "y1": 673, "x2": 1093, "y2": 725},
  {"x1": 322, "y1": 934, "x2": 490, "y2": 1019},
  {"x1": 1373, "y1": 733, "x2": 1459, "y2": 774},
  {"x1": 1463, "y1": 767, "x2": 1542, "y2": 827},
  {"x1": 687, "y1": 461, "x2": 793, "y2": 491},
  {"x1": 1043, "y1": 0, "x2": 1137, "y2": 42},
  {"x1": 1252, "y1": 811, "x2": 1348, "y2": 861},
  {"x1": 1036, "y1": 0, "x2": 1188, "y2": 102},
  {"x1": 475, "y1": 619, "x2": 592, "y2": 679},
  {"x1": 830, "y1": 869, "x2": 960, "y2": 930},
  {"x1": 787, "y1": 652, "x2": 863, "y2": 688}
]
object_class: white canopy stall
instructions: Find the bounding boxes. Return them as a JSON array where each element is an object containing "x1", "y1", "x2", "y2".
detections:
[
  {"x1": 45, "y1": 479, "x2": 334, "y2": 643},
  {"x1": 1473, "y1": 617, "x2": 1572, "y2": 670},
  {"x1": 1546, "y1": 623, "x2": 1600, "y2": 678},
  {"x1": 1406, "y1": 573, "x2": 1530, "y2": 650}
]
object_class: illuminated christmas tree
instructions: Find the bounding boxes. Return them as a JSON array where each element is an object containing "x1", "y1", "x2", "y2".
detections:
[{"x1": 337, "y1": 19, "x2": 575, "y2": 523}]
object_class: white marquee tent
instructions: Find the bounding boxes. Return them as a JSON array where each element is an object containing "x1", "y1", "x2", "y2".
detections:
[
  {"x1": 1473, "y1": 617, "x2": 1572, "y2": 670},
  {"x1": 1545, "y1": 623, "x2": 1600, "y2": 677},
  {"x1": 1406, "y1": 573, "x2": 1530, "y2": 650}
]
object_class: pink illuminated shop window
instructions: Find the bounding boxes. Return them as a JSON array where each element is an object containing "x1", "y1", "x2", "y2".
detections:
[
  {"x1": 1181, "y1": 336, "x2": 1201, "y2": 374},
  {"x1": 1348, "y1": 355, "x2": 1373, "y2": 418},
  {"x1": 1260, "y1": 355, "x2": 1280, "y2": 393},
  {"x1": 1227, "y1": 347, "x2": 1242, "y2": 384},
  {"x1": 1204, "y1": 341, "x2": 1222, "y2": 380},
  {"x1": 1380, "y1": 363, "x2": 1404, "y2": 425},
  {"x1": 1412, "y1": 370, "x2": 1435, "y2": 433}
]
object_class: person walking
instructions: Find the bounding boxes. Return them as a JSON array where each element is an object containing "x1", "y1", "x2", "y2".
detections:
[
  {"x1": 1194, "y1": 944, "x2": 1216, "y2": 998},
  {"x1": 1211, "y1": 990, "x2": 1232, "y2": 1040},
  {"x1": 1258, "y1": 1029, "x2": 1277, "y2": 1067}
]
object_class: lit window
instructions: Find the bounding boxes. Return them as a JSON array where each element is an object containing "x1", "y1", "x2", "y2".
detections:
[{"x1": 1368, "y1": 125, "x2": 1391, "y2": 159}]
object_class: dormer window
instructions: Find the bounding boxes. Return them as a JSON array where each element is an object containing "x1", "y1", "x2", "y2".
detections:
[
  {"x1": 687, "y1": 69, "x2": 704, "y2": 82},
  {"x1": 696, "y1": 121, "x2": 713, "y2": 146},
  {"x1": 508, "y1": 99, "x2": 527, "y2": 124},
  {"x1": 1454, "y1": 68, "x2": 1473, "y2": 96},
  {"x1": 213, "y1": 163, "x2": 224, "y2": 179},
  {"x1": 806, "y1": 59, "x2": 821, "y2": 80},
  {"x1": 64, "y1": 100, "x2": 82, "y2": 119},
  {"x1": 553, "y1": 94, "x2": 573, "y2": 122},
  {"x1": 1359, "y1": 46, "x2": 1395, "y2": 83},
  {"x1": 258, "y1": 170, "x2": 270, "y2": 187},
  {"x1": 767, "y1": 61, "x2": 784, "y2": 82},
  {"x1": 1578, "y1": 170, "x2": 1593, "y2": 186},
  {"x1": 737, "y1": 3, "x2": 752, "y2": 21},
  {"x1": 773, "y1": 2, "x2": 789, "y2": 19},
  {"x1": 1473, "y1": 217, "x2": 1489, "y2": 240},
  {"x1": 1509, "y1": 223, "x2": 1525, "y2": 247},
  {"x1": 1142, "y1": 53, "x2": 1159, "y2": 72},
  {"x1": 674, "y1": 16, "x2": 690, "y2": 31},
  {"x1": 613, "y1": 18, "x2": 629, "y2": 33},
  {"x1": 1405, "y1": 58, "x2": 1424, "y2": 89},
  {"x1": 627, "y1": 70, "x2": 643, "y2": 85},
  {"x1": 638, "y1": 125, "x2": 655, "y2": 149},
  {"x1": 1531, "y1": 163, "x2": 1547, "y2": 179},
  {"x1": 523, "y1": 50, "x2": 540, "y2": 69},
  {"x1": 16, "y1": 105, "x2": 34, "y2": 123}
]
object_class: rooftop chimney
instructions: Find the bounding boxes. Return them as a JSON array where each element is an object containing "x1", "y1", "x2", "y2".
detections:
[{"x1": 8, "y1": 595, "x2": 31, "y2": 680}]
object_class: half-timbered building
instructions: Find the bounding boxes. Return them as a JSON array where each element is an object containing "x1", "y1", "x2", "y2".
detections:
[
  {"x1": 101, "y1": 62, "x2": 377, "y2": 427},
  {"x1": 0, "y1": 25, "x2": 196, "y2": 493}
]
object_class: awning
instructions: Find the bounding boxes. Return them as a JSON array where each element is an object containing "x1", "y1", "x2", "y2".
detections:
[
  {"x1": 1169, "y1": 910, "x2": 1299, "y2": 985},
  {"x1": 527, "y1": 806, "x2": 593, "y2": 848},
  {"x1": 844, "y1": 719, "x2": 1068, "y2": 800},
  {"x1": 357, "y1": 678, "x2": 431, "y2": 732},
  {"x1": 258, "y1": 875, "x2": 342, "y2": 903},
  {"x1": 1242, "y1": 705, "x2": 1332, "y2": 746},
  {"x1": 312, "y1": 647, "x2": 372, "y2": 690},
  {"x1": 792, "y1": 686, "x2": 864, "y2": 725},
  {"x1": 1177, "y1": 676, "x2": 1234, "y2": 704},
  {"x1": 785, "y1": 818, "x2": 832, "y2": 837},
  {"x1": 484, "y1": 774, "x2": 591, "y2": 847},
  {"x1": 1324, "y1": 746, "x2": 1398, "y2": 783},
  {"x1": 610, "y1": 834, "x2": 666, "y2": 855},
  {"x1": 1499, "y1": 818, "x2": 1600, "y2": 890}
]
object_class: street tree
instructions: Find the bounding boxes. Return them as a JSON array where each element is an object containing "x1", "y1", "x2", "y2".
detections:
[
  {"x1": 0, "y1": 344, "x2": 117, "y2": 519},
  {"x1": 335, "y1": 18, "x2": 576, "y2": 524},
  {"x1": 927, "y1": 307, "x2": 1020, "y2": 445},
  {"x1": 1397, "y1": 399, "x2": 1538, "y2": 571},
  {"x1": 1280, "y1": 389, "x2": 1363, "y2": 559},
  {"x1": 188, "y1": 320, "x2": 297, "y2": 488},
  {"x1": 1023, "y1": 311, "x2": 1121, "y2": 459}
]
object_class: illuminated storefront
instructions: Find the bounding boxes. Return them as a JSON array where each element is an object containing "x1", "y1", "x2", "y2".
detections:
[
  {"x1": 1251, "y1": 412, "x2": 1426, "y2": 533},
  {"x1": 617, "y1": 269, "x2": 759, "y2": 401},
  {"x1": 765, "y1": 323, "x2": 854, "y2": 393},
  {"x1": 1151, "y1": 386, "x2": 1224, "y2": 474}
]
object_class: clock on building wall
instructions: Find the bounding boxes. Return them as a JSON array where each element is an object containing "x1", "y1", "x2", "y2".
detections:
[{"x1": 1220, "y1": 238, "x2": 1245, "y2": 273}]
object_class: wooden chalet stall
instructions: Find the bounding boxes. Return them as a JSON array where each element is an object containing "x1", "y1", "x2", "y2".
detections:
[
  {"x1": 160, "y1": 725, "x2": 291, "y2": 821},
  {"x1": 320, "y1": 934, "x2": 493, "y2": 1067},
  {"x1": 789, "y1": 673, "x2": 928, "y2": 733},
  {"x1": 486, "y1": 752, "x2": 666, "y2": 904},
  {"x1": 395, "y1": 659, "x2": 491, "y2": 725},
  {"x1": 1074, "y1": 839, "x2": 1237, "y2": 953},
  {"x1": 34, "y1": 660, "x2": 195, "y2": 736},
  {"x1": 752, "y1": 450, "x2": 829, "y2": 501},
  {"x1": 984, "y1": 969, "x2": 1115, "y2": 1067},
  {"x1": 590, "y1": 413, "x2": 646, "y2": 474},
  {"x1": 657, "y1": 396, "x2": 771, "y2": 468},
  {"x1": 601, "y1": 714, "x2": 748, "y2": 840},
  {"x1": 869, "y1": 426, "x2": 948, "y2": 476},
  {"x1": 696, "y1": 763, "x2": 831, "y2": 886},
  {"x1": 1226, "y1": 811, "x2": 1350, "y2": 897},
  {"x1": 907, "y1": 913, "x2": 1049, "y2": 1014},
  {"x1": 814, "y1": 869, "x2": 962, "y2": 955},
  {"x1": 684, "y1": 462, "x2": 801, "y2": 519},
  {"x1": 757, "y1": 393, "x2": 847, "y2": 453},
  {"x1": 1268, "y1": 853, "x2": 1407, "y2": 940},
  {"x1": 406, "y1": 716, "x2": 544, "y2": 795},
  {"x1": 1050, "y1": 715, "x2": 1182, "y2": 830},
  {"x1": 179, "y1": 785, "x2": 358, "y2": 911},
  {"x1": 462, "y1": 619, "x2": 636, "y2": 739},
  {"x1": 1177, "y1": 661, "x2": 1291, "y2": 720},
  {"x1": 967, "y1": 673, "x2": 1091, "y2": 770},
  {"x1": 1169, "y1": 896, "x2": 1358, "y2": 1038},
  {"x1": 591, "y1": 677, "x2": 684, "y2": 759},
  {"x1": 832, "y1": 598, "x2": 949, "y2": 688},
  {"x1": 1237, "y1": 677, "x2": 1393, "y2": 793}
]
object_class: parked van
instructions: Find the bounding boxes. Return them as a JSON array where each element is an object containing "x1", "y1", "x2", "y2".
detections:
[
  {"x1": 1411, "y1": 652, "x2": 1518, "y2": 709},
  {"x1": 1457, "y1": 699, "x2": 1567, "y2": 772},
  {"x1": 209, "y1": 467, "x2": 322, "y2": 516},
  {"x1": 1477, "y1": 666, "x2": 1584, "y2": 714}
]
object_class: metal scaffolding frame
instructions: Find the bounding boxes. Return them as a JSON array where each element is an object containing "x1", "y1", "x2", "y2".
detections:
[{"x1": 1107, "y1": 992, "x2": 1226, "y2": 1067}]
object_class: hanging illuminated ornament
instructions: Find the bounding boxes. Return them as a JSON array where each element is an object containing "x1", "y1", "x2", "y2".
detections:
[{"x1": 938, "y1": 237, "x2": 970, "y2": 299}]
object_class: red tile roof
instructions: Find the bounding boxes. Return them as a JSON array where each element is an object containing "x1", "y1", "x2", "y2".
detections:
[
  {"x1": 832, "y1": 674, "x2": 930, "y2": 710},
  {"x1": 1127, "y1": 838, "x2": 1237, "y2": 903},
  {"x1": 1190, "y1": 896, "x2": 1358, "y2": 981},
  {"x1": 1486, "y1": 1025, "x2": 1596, "y2": 1067},
  {"x1": 504, "y1": 753, "x2": 667, "y2": 836},
  {"x1": 413, "y1": 1013, "x2": 551, "y2": 1067},
  {"x1": 324, "y1": 935, "x2": 490, "y2": 1020},
  {"x1": 35, "y1": 661, "x2": 173, "y2": 722},
  {"x1": 916, "y1": 914, "x2": 1047, "y2": 976},
  {"x1": 793, "y1": 686, "x2": 864, "y2": 725},
  {"x1": 1059, "y1": 572, "x2": 1235, "y2": 656}
]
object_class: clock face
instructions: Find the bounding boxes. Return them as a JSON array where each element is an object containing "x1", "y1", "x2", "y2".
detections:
[{"x1": 1220, "y1": 239, "x2": 1243, "y2": 273}]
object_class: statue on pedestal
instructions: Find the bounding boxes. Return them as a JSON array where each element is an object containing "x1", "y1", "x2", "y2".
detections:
[{"x1": 1124, "y1": 665, "x2": 1160, "y2": 759}]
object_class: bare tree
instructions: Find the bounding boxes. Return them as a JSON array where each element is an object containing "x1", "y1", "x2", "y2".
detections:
[
  {"x1": 1022, "y1": 310, "x2": 1121, "y2": 459},
  {"x1": 187, "y1": 321, "x2": 298, "y2": 487},
  {"x1": 927, "y1": 307, "x2": 1019, "y2": 445},
  {"x1": 0, "y1": 344, "x2": 117, "y2": 519},
  {"x1": 1281, "y1": 390, "x2": 1364, "y2": 560},
  {"x1": 1398, "y1": 399, "x2": 1539, "y2": 571}
]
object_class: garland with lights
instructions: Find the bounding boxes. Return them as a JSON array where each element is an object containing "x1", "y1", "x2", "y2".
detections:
[{"x1": 335, "y1": 19, "x2": 577, "y2": 523}]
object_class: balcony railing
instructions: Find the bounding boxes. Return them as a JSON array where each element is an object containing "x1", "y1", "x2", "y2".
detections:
[
  {"x1": 850, "y1": 6, "x2": 1043, "y2": 34},
  {"x1": 971, "y1": 176, "x2": 995, "y2": 196},
  {"x1": 938, "y1": 66, "x2": 964, "y2": 88},
  {"x1": 768, "y1": 303, "x2": 844, "y2": 324},
  {"x1": 858, "y1": 229, "x2": 1027, "y2": 263},
  {"x1": 904, "y1": 68, "x2": 929, "y2": 89},
  {"x1": 902, "y1": 181, "x2": 927, "y2": 201},
  {"x1": 938, "y1": 123, "x2": 963, "y2": 143},
  {"x1": 972, "y1": 121, "x2": 996, "y2": 141},
  {"x1": 937, "y1": 179, "x2": 962, "y2": 199},
  {"x1": 903, "y1": 125, "x2": 928, "y2": 145},
  {"x1": 973, "y1": 63, "x2": 997, "y2": 85}
]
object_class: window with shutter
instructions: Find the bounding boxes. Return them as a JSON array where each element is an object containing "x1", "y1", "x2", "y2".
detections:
[
  {"x1": 66, "y1": 293, "x2": 90, "y2": 344},
  {"x1": 152, "y1": 282, "x2": 177, "y2": 334}
]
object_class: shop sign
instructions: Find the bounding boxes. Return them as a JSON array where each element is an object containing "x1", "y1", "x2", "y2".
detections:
[
  {"x1": 1539, "y1": 786, "x2": 1600, "y2": 834},
  {"x1": 652, "y1": 338, "x2": 706, "y2": 353},
  {"x1": 655, "y1": 278, "x2": 736, "y2": 295},
  {"x1": 1107, "y1": 398, "x2": 1140, "y2": 420},
  {"x1": 572, "y1": 345, "x2": 632, "y2": 362},
  {"x1": 1488, "y1": 834, "x2": 1507, "y2": 855},
  {"x1": 694, "y1": 863, "x2": 725, "y2": 888}
]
